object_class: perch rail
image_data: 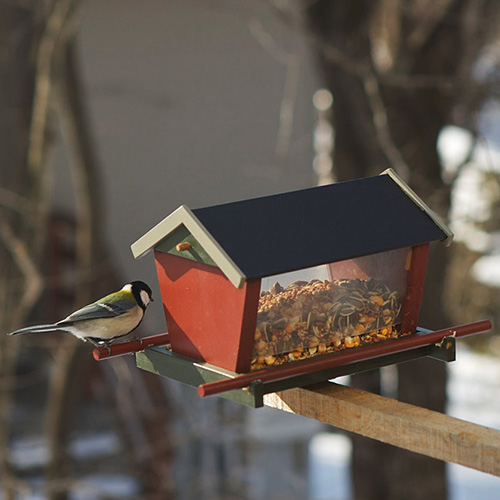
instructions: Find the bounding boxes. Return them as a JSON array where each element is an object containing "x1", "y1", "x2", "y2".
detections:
[
  {"x1": 198, "y1": 320, "x2": 491, "y2": 397},
  {"x1": 93, "y1": 332, "x2": 170, "y2": 360},
  {"x1": 94, "y1": 320, "x2": 491, "y2": 397}
]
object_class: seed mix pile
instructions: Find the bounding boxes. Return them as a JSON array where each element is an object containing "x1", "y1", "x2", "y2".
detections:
[{"x1": 251, "y1": 277, "x2": 409, "y2": 370}]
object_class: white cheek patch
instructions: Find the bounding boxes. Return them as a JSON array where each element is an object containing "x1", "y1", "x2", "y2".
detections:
[{"x1": 140, "y1": 289, "x2": 151, "y2": 306}]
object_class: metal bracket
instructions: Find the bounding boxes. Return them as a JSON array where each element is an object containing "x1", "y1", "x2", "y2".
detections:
[{"x1": 428, "y1": 336, "x2": 456, "y2": 362}]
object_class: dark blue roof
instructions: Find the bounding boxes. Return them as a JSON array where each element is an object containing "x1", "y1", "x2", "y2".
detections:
[{"x1": 192, "y1": 172, "x2": 450, "y2": 280}]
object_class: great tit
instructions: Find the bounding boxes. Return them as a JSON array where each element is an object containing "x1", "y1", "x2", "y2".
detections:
[{"x1": 7, "y1": 281, "x2": 154, "y2": 348}]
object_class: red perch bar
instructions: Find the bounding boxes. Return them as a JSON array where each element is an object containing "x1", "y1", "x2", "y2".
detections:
[
  {"x1": 93, "y1": 333, "x2": 170, "y2": 360},
  {"x1": 198, "y1": 320, "x2": 492, "y2": 398}
]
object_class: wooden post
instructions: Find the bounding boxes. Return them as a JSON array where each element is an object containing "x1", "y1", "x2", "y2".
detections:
[{"x1": 264, "y1": 382, "x2": 500, "y2": 477}]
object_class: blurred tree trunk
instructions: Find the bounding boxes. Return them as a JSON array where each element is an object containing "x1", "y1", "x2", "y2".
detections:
[
  {"x1": 305, "y1": 1, "x2": 500, "y2": 499},
  {"x1": 0, "y1": 4, "x2": 42, "y2": 498}
]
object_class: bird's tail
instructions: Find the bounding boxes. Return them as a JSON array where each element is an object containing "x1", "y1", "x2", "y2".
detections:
[{"x1": 7, "y1": 324, "x2": 63, "y2": 336}]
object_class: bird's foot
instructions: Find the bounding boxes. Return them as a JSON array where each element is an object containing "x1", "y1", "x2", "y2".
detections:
[
  {"x1": 97, "y1": 341, "x2": 112, "y2": 355},
  {"x1": 131, "y1": 335, "x2": 144, "y2": 347}
]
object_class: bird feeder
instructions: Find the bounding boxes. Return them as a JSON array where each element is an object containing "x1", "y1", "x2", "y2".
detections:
[{"x1": 122, "y1": 169, "x2": 490, "y2": 407}]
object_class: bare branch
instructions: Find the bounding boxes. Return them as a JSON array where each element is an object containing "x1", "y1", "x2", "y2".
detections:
[
  {"x1": 363, "y1": 72, "x2": 410, "y2": 179},
  {"x1": 0, "y1": 220, "x2": 43, "y2": 330},
  {"x1": 248, "y1": 18, "x2": 290, "y2": 65},
  {"x1": 406, "y1": 0, "x2": 456, "y2": 53},
  {"x1": 276, "y1": 54, "x2": 302, "y2": 157},
  {"x1": 27, "y1": 0, "x2": 77, "y2": 254},
  {"x1": 27, "y1": 0, "x2": 75, "y2": 176},
  {"x1": 0, "y1": 188, "x2": 30, "y2": 215},
  {"x1": 275, "y1": 1, "x2": 489, "y2": 91},
  {"x1": 248, "y1": 18, "x2": 303, "y2": 158}
]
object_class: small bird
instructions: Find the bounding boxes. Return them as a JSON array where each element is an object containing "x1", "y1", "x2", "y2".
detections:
[{"x1": 7, "y1": 281, "x2": 154, "y2": 348}]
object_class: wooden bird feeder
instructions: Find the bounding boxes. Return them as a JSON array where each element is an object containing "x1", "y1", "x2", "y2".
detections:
[{"x1": 96, "y1": 169, "x2": 491, "y2": 407}]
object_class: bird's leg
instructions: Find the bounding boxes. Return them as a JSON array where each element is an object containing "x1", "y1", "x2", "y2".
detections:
[
  {"x1": 86, "y1": 337, "x2": 112, "y2": 355},
  {"x1": 99, "y1": 339, "x2": 112, "y2": 355},
  {"x1": 86, "y1": 337, "x2": 101, "y2": 348}
]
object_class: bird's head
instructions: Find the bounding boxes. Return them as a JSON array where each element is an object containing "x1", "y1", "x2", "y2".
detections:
[{"x1": 126, "y1": 281, "x2": 154, "y2": 310}]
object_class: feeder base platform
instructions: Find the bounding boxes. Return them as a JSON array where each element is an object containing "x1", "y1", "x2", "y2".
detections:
[{"x1": 136, "y1": 327, "x2": 456, "y2": 408}]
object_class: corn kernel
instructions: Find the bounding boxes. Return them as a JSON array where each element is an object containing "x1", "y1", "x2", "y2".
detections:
[
  {"x1": 255, "y1": 341, "x2": 267, "y2": 353},
  {"x1": 309, "y1": 338, "x2": 320, "y2": 348},
  {"x1": 370, "y1": 295, "x2": 384, "y2": 306},
  {"x1": 345, "y1": 336, "x2": 359, "y2": 348},
  {"x1": 264, "y1": 355, "x2": 276, "y2": 365}
]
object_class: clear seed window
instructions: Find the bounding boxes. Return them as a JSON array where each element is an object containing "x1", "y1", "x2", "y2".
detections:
[{"x1": 253, "y1": 247, "x2": 410, "y2": 366}]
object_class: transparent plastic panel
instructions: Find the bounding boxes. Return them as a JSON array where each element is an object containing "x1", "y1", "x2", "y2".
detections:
[{"x1": 252, "y1": 248, "x2": 410, "y2": 367}]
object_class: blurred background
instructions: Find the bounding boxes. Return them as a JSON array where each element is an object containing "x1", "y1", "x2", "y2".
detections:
[{"x1": 2, "y1": 0, "x2": 500, "y2": 498}]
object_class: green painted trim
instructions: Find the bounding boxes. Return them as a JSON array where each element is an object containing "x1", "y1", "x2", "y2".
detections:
[
  {"x1": 155, "y1": 225, "x2": 218, "y2": 267},
  {"x1": 136, "y1": 347, "x2": 263, "y2": 407},
  {"x1": 131, "y1": 205, "x2": 246, "y2": 288}
]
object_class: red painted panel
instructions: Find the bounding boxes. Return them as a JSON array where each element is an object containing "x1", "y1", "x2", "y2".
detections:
[
  {"x1": 327, "y1": 248, "x2": 410, "y2": 298},
  {"x1": 400, "y1": 243, "x2": 429, "y2": 334},
  {"x1": 154, "y1": 251, "x2": 260, "y2": 372}
]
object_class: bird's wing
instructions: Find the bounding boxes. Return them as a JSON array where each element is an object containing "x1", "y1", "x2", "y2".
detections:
[{"x1": 58, "y1": 301, "x2": 130, "y2": 324}]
